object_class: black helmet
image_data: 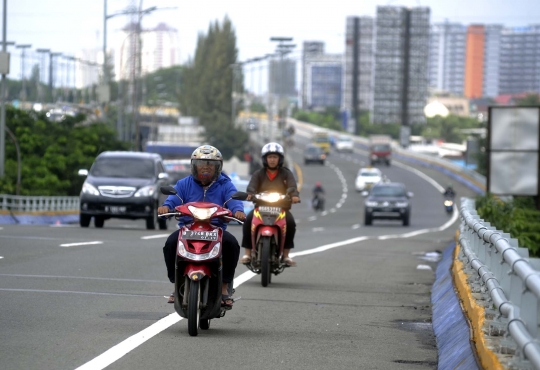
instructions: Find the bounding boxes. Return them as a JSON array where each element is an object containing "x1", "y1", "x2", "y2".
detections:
[
  {"x1": 261, "y1": 142, "x2": 284, "y2": 168},
  {"x1": 190, "y1": 145, "x2": 223, "y2": 182}
]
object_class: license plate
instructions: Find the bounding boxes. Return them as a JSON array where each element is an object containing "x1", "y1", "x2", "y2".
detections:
[
  {"x1": 258, "y1": 206, "x2": 281, "y2": 215},
  {"x1": 105, "y1": 206, "x2": 126, "y2": 214},
  {"x1": 382, "y1": 208, "x2": 393, "y2": 212},
  {"x1": 182, "y1": 230, "x2": 218, "y2": 241}
]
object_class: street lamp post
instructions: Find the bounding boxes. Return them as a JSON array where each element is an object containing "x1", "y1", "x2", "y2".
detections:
[
  {"x1": 36, "y1": 49, "x2": 50, "y2": 103},
  {"x1": 50, "y1": 52, "x2": 62, "y2": 101},
  {"x1": 0, "y1": 0, "x2": 9, "y2": 177},
  {"x1": 16, "y1": 44, "x2": 31, "y2": 101}
]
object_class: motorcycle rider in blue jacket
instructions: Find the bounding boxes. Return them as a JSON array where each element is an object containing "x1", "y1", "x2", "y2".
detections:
[{"x1": 158, "y1": 145, "x2": 246, "y2": 309}]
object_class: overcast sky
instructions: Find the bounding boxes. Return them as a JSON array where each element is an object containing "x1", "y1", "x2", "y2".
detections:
[{"x1": 3, "y1": 0, "x2": 539, "y2": 86}]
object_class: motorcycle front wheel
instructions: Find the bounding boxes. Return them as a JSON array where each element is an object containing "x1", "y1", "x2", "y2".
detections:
[
  {"x1": 187, "y1": 279, "x2": 201, "y2": 336},
  {"x1": 261, "y1": 237, "x2": 271, "y2": 287}
]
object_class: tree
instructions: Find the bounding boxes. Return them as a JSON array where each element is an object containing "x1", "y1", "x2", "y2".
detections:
[
  {"x1": 516, "y1": 93, "x2": 540, "y2": 106},
  {"x1": 0, "y1": 107, "x2": 128, "y2": 196},
  {"x1": 178, "y1": 17, "x2": 248, "y2": 159}
]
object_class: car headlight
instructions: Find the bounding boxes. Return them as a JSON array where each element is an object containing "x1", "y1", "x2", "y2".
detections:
[
  {"x1": 395, "y1": 201, "x2": 409, "y2": 207},
  {"x1": 82, "y1": 182, "x2": 100, "y2": 196},
  {"x1": 134, "y1": 185, "x2": 155, "y2": 197},
  {"x1": 188, "y1": 206, "x2": 217, "y2": 220},
  {"x1": 257, "y1": 193, "x2": 283, "y2": 203},
  {"x1": 365, "y1": 201, "x2": 378, "y2": 207}
]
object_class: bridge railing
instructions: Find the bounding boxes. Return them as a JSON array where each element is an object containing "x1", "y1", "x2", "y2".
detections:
[
  {"x1": 0, "y1": 194, "x2": 79, "y2": 213},
  {"x1": 459, "y1": 197, "x2": 540, "y2": 369}
]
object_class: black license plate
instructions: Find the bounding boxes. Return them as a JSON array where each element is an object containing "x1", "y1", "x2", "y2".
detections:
[
  {"x1": 182, "y1": 230, "x2": 218, "y2": 241},
  {"x1": 258, "y1": 206, "x2": 281, "y2": 215}
]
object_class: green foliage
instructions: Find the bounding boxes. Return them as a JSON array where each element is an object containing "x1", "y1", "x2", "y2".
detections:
[
  {"x1": 178, "y1": 17, "x2": 248, "y2": 159},
  {"x1": 515, "y1": 93, "x2": 540, "y2": 106},
  {"x1": 250, "y1": 101, "x2": 266, "y2": 113},
  {"x1": 413, "y1": 114, "x2": 483, "y2": 143},
  {"x1": 476, "y1": 194, "x2": 540, "y2": 256},
  {"x1": 292, "y1": 108, "x2": 343, "y2": 132},
  {"x1": 0, "y1": 107, "x2": 128, "y2": 196},
  {"x1": 144, "y1": 66, "x2": 183, "y2": 106},
  {"x1": 355, "y1": 111, "x2": 401, "y2": 139}
]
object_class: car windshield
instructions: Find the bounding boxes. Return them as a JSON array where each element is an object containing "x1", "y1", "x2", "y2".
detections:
[
  {"x1": 306, "y1": 147, "x2": 321, "y2": 153},
  {"x1": 373, "y1": 144, "x2": 391, "y2": 152},
  {"x1": 371, "y1": 186, "x2": 406, "y2": 197},
  {"x1": 360, "y1": 172, "x2": 380, "y2": 177},
  {"x1": 314, "y1": 137, "x2": 329, "y2": 143},
  {"x1": 339, "y1": 136, "x2": 351, "y2": 142},
  {"x1": 90, "y1": 158, "x2": 155, "y2": 179}
]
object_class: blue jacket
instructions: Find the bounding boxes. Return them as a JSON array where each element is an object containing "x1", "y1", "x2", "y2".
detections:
[{"x1": 162, "y1": 173, "x2": 243, "y2": 230}]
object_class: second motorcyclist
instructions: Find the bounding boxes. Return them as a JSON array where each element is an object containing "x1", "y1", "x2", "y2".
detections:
[
  {"x1": 312, "y1": 181, "x2": 325, "y2": 211},
  {"x1": 239, "y1": 142, "x2": 300, "y2": 267}
]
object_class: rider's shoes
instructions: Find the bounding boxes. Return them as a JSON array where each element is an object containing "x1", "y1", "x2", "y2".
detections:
[
  {"x1": 167, "y1": 293, "x2": 174, "y2": 304},
  {"x1": 284, "y1": 257, "x2": 297, "y2": 267},
  {"x1": 239, "y1": 255, "x2": 251, "y2": 264},
  {"x1": 221, "y1": 295, "x2": 234, "y2": 310}
]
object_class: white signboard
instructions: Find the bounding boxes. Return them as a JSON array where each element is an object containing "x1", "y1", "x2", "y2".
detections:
[{"x1": 488, "y1": 107, "x2": 539, "y2": 196}]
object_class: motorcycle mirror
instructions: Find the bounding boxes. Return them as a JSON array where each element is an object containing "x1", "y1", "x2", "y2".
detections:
[
  {"x1": 231, "y1": 191, "x2": 249, "y2": 200},
  {"x1": 160, "y1": 185, "x2": 177, "y2": 195}
]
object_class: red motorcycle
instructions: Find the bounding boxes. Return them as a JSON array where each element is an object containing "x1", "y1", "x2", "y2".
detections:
[
  {"x1": 160, "y1": 186, "x2": 243, "y2": 336},
  {"x1": 235, "y1": 188, "x2": 296, "y2": 287}
]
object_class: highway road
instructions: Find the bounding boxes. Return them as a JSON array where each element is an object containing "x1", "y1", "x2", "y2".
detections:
[{"x1": 0, "y1": 129, "x2": 478, "y2": 370}]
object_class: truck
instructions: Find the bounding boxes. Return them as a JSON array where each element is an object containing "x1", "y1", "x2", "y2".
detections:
[
  {"x1": 311, "y1": 129, "x2": 331, "y2": 155},
  {"x1": 369, "y1": 135, "x2": 392, "y2": 166}
]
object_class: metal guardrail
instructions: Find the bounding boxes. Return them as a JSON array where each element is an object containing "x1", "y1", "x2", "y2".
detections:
[
  {"x1": 0, "y1": 194, "x2": 79, "y2": 212},
  {"x1": 459, "y1": 197, "x2": 540, "y2": 369}
]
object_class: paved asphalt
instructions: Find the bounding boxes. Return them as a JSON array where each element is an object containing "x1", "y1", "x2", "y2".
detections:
[{"x1": 0, "y1": 127, "x2": 477, "y2": 370}]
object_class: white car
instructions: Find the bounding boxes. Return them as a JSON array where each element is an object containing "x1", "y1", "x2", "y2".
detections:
[
  {"x1": 355, "y1": 167, "x2": 382, "y2": 192},
  {"x1": 335, "y1": 135, "x2": 354, "y2": 153}
]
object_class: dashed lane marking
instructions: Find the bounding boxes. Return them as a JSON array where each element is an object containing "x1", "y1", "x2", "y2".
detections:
[
  {"x1": 141, "y1": 234, "x2": 169, "y2": 240},
  {"x1": 60, "y1": 241, "x2": 103, "y2": 247}
]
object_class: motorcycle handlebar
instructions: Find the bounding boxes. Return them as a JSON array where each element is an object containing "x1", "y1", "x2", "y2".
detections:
[{"x1": 158, "y1": 212, "x2": 244, "y2": 224}]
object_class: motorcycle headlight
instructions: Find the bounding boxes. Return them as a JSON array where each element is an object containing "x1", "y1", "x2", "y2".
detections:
[
  {"x1": 365, "y1": 201, "x2": 378, "y2": 207},
  {"x1": 257, "y1": 193, "x2": 283, "y2": 203},
  {"x1": 134, "y1": 185, "x2": 155, "y2": 197},
  {"x1": 188, "y1": 206, "x2": 217, "y2": 220},
  {"x1": 82, "y1": 182, "x2": 100, "y2": 196},
  {"x1": 444, "y1": 200, "x2": 454, "y2": 207},
  {"x1": 395, "y1": 201, "x2": 409, "y2": 208}
]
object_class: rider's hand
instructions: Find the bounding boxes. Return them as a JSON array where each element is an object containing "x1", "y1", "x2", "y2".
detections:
[
  {"x1": 292, "y1": 196, "x2": 300, "y2": 204},
  {"x1": 246, "y1": 194, "x2": 252, "y2": 201},
  {"x1": 157, "y1": 206, "x2": 170, "y2": 215},
  {"x1": 234, "y1": 211, "x2": 246, "y2": 221}
]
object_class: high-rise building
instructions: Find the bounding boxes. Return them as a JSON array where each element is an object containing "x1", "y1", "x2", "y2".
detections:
[
  {"x1": 306, "y1": 58, "x2": 343, "y2": 109},
  {"x1": 428, "y1": 22, "x2": 467, "y2": 96},
  {"x1": 343, "y1": 16, "x2": 374, "y2": 117},
  {"x1": 499, "y1": 25, "x2": 540, "y2": 95},
  {"x1": 464, "y1": 24, "x2": 502, "y2": 98},
  {"x1": 114, "y1": 22, "x2": 180, "y2": 81},
  {"x1": 302, "y1": 41, "x2": 325, "y2": 108},
  {"x1": 373, "y1": 6, "x2": 430, "y2": 126}
]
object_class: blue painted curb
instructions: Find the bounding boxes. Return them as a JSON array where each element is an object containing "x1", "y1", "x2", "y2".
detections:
[
  {"x1": 0, "y1": 214, "x2": 79, "y2": 225},
  {"x1": 432, "y1": 243, "x2": 479, "y2": 370}
]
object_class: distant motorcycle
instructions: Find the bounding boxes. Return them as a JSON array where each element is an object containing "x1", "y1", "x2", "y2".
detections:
[
  {"x1": 444, "y1": 197, "x2": 454, "y2": 214},
  {"x1": 159, "y1": 186, "x2": 244, "y2": 337},
  {"x1": 312, "y1": 194, "x2": 325, "y2": 212}
]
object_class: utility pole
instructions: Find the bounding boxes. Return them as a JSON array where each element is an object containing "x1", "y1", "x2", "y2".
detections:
[
  {"x1": 36, "y1": 49, "x2": 50, "y2": 103},
  {"x1": 352, "y1": 17, "x2": 360, "y2": 134},
  {"x1": 50, "y1": 52, "x2": 62, "y2": 101},
  {"x1": 0, "y1": 0, "x2": 8, "y2": 177},
  {"x1": 16, "y1": 44, "x2": 32, "y2": 101}
]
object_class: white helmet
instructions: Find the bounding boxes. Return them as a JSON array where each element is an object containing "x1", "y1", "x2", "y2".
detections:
[{"x1": 261, "y1": 142, "x2": 284, "y2": 168}]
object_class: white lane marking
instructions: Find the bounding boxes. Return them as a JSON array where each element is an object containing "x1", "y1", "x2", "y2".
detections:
[
  {"x1": 416, "y1": 264, "x2": 433, "y2": 271},
  {"x1": 312, "y1": 227, "x2": 324, "y2": 232},
  {"x1": 60, "y1": 241, "x2": 103, "y2": 247},
  {"x1": 377, "y1": 211, "x2": 458, "y2": 240},
  {"x1": 330, "y1": 208, "x2": 336, "y2": 213},
  {"x1": 336, "y1": 203, "x2": 342, "y2": 209},
  {"x1": 50, "y1": 224, "x2": 78, "y2": 228},
  {"x1": 321, "y1": 211, "x2": 328, "y2": 216},
  {"x1": 352, "y1": 224, "x2": 360, "y2": 229},
  {"x1": 0, "y1": 227, "x2": 3, "y2": 230},
  {"x1": 0, "y1": 256, "x2": 4, "y2": 259},
  {"x1": 141, "y1": 234, "x2": 169, "y2": 240},
  {"x1": 308, "y1": 216, "x2": 317, "y2": 221},
  {"x1": 391, "y1": 160, "x2": 445, "y2": 192}
]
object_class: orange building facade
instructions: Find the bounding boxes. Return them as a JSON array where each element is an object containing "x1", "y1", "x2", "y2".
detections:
[{"x1": 464, "y1": 25, "x2": 485, "y2": 98}]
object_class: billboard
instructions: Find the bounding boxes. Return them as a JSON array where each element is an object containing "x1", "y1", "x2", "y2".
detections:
[{"x1": 487, "y1": 106, "x2": 539, "y2": 196}]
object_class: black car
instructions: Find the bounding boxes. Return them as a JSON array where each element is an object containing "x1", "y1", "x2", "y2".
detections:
[
  {"x1": 304, "y1": 144, "x2": 326, "y2": 165},
  {"x1": 363, "y1": 183, "x2": 413, "y2": 226},
  {"x1": 78, "y1": 151, "x2": 170, "y2": 230}
]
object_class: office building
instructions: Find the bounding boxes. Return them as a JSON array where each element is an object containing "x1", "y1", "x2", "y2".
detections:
[
  {"x1": 373, "y1": 6, "x2": 430, "y2": 125},
  {"x1": 306, "y1": 57, "x2": 343, "y2": 109},
  {"x1": 269, "y1": 59, "x2": 296, "y2": 97}
]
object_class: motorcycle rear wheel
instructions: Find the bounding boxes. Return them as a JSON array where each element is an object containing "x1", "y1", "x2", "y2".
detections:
[
  {"x1": 187, "y1": 279, "x2": 200, "y2": 336},
  {"x1": 261, "y1": 237, "x2": 271, "y2": 287}
]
